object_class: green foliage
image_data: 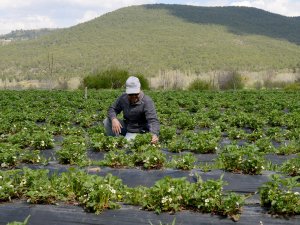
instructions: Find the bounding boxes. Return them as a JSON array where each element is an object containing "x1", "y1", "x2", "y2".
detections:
[
  {"x1": 259, "y1": 175, "x2": 300, "y2": 215},
  {"x1": 101, "y1": 149, "x2": 133, "y2": 168},
  {"x1": 284, "y1": 83, "x2": 300, "y2": 91},
  {"x1": 188, "y1": 79, "x2": 213, "y2": 90},
  {"x1": 83, "y1": 68, "x2": 149, "y2": 90},
  {"x1": 56, "y1": 135, "x2": 89, "y2": 166},
  {"x1": 132, "y1": 145, "x2": 166, "y2": 169},
  {"x1": 142, "y1": 175, "x2": 244, "y2": 220},
  {"x1": 281, "y1": 155, "x2": 300, "y2": 176},
  {"x1": 1, "y1": 5, "x2": 300, "y2": 80},
  {"x1": 169, "y1": 153, "x2": 196, "y2": 170},
  {"x1": 218, "y1": 144, "x2": 265, "y2": 174},
  {"x1": 83, "y1": 68, "x2": 130, "y2": 89},
  {"x1": 218, "y1": 71, "x2": 244, "y2": 90},
  {"x1": 6, "y1": 215, "x2": 31, "y2": 225},
  {"x1": 90, "y1": 133, "x2": 127, "y2": 152}
]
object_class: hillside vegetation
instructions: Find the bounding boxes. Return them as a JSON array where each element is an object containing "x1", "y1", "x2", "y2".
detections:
[
  {"x1": 0, "y1": 28, "x2": 60, "y2": 41},
  {"x1": 0, "y1": 4, "x2": 300, "y2": 81}
]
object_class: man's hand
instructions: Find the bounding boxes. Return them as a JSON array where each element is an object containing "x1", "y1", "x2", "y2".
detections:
[
  {"x1": 151, "y1": 134, "x2": 159, "y2": 144},
  {"x1": 112, "y1": 118, "x2": 122, "y2": 135}
]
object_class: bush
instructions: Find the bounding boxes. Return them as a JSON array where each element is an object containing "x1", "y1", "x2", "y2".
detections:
[
  {"x1": 284, "y1": 83, "x2": 300, "y2": 91},
  {"x1": 83, "y1": 69, "x2": 149, "y2": 90},
  {"x1": 218, "y1": 71, "x2": 244, "y2": 90},
  {"x1": 188, "y1": 79, "x2": 213, "y2": 90}
]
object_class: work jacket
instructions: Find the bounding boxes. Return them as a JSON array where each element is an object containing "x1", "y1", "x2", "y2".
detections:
[{"x1": 108, "y1": 91, "x2": 160, "y2": 135}]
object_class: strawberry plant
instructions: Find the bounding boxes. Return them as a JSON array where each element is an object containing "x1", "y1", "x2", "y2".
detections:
[
  {"x1": 276, "y1": 139, "x2": 300, "y2": 155},
  {"x1": 6, "y1": 215, "x2": 30, "y2": 225},
  {"x1": 185, "y1": 131, "x2": 220, "y2": 154},
  {"x1": 130, "y1": 133, "x2": 153, "y2": 150},
  {"x1": 56, "y1": 135, "x2": 88, "y2": 166},
  {"x1": 259, "y1": 175, "x2": 300, "y2": 215},
  {"x1": 101, "y1": 149, "x2": 133, "y2": 168},
  {"x1": 19, "y1": 150, "x2": 46, "y2": 164},
  {"x1": 169, "y1": 153, "x2": 196, "y2": 170},
  {"x1": 142, "y1": 176, "x2": 190, "y2": 213},
  {"x1": 21, "y1": 168, "x2": 58, "y2": 204},
  {"x1": 218, "y1": 144, "x2": 265, "y2": 174},
  {"x1": 159, "y1": 125, "x2": 177, "y2": 143},
  {"x1": 0, "y1": 143, "x2": 20, "y2": 168},
  {"x1": 29, "y1": 131, "x2": 54, "y2": 150},
  {"x1": 167, "y1": 137, "x2": 189, "y2": 153},
  {"x1": 90, "y1": 133, "x2": 127, "y2": 152},
  {"x1": 0, "y1": 169, "x2": 21, "y2": 201},
  {"x1": 132, "y1": 145, "x2": 166, "y2": 169},
  {"x1": 281, "y1": 155, "x2": 300, "y2": 176}
]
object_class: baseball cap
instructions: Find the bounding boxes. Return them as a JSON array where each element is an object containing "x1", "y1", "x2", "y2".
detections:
[{"x1": 126, "y1": 76, "x2": 141, "y2": 94}]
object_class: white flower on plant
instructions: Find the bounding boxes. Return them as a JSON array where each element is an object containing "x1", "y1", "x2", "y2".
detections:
[
  {"x1": 0, "y1": 176, "x2": 2, "y2": 179},
  {"x1": 261, "y1": 166, "x2": 265, "y2": 170},
  {"x1": 41, "y1": 140, "x2": 45, "y2": 147},
  {"x1": 294, "y1": 192, "x2": 299, "y2": 195},
  {"x1": 0, "y1": 186, "x2": 2, "y2": 190},
  {"x1": 161, "y1": 196, "x2": 168, "y2": 204},
  {"x1": 205, "y1": 199, "x2": 210, "y2": 203},
  {"x1": 168, "y1": 186, "x2": 175, "y2": 193}
]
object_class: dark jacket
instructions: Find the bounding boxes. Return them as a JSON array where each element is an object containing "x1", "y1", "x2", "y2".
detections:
[{"x1": 108, "y1": 91, "x2": 160, "y2": 135}]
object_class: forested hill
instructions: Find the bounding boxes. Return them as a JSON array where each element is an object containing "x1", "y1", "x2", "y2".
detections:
[
  {"x1": 0, "y1": 28, "x2": 60, "y2": 41},
  {"x1": 1, "y1": 4, "x2": 300, "y2": 80}
]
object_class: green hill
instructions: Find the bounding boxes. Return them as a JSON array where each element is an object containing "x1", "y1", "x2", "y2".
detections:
[
  {"x1": 0, "y1": 28, "x2": 60, "y2": 41},
  {"x1": 0, "y1": 4, "x2": 300, "y2": 81}
]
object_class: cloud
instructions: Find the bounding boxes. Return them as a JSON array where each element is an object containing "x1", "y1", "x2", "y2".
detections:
[
  {"x1": 76, "y1": 11, "x2": 101, "y2": 24},
  {"x1": 0, "y1": 15, "x2": 56, "y2": 35},
  {"x1": 230, "y1": 0, "x2": 300, "y2": 16},
  {"x1": 0, "y1": 0, "x2": 32, "y2": 9}
]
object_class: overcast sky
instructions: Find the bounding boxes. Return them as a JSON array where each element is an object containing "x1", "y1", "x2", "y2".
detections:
[{"x1": 1, "y1": 0, "x2": 300, "y2": 35}]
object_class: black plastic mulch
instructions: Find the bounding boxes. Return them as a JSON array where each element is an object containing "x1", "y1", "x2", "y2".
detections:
[{"x1": 1, "y1": 201, "x2": 299, "y2": 225}]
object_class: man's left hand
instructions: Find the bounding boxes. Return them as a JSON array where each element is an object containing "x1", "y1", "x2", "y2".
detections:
[{"x1": 151, "y1": 134, "x2": 159, "y2": 144}]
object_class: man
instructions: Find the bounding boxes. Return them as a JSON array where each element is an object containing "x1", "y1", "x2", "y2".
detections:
[{"x1": 103, "y1": 76, "x2": 160, "y2": 144}]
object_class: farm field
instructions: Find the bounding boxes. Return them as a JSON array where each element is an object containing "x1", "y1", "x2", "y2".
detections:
[{"x1": 0, "y1": 89, "x2": 299, "y2": 225}]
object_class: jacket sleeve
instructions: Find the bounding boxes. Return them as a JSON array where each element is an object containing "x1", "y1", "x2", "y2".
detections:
[
  {"x1": 144, "y1": 96, "x2": 160, "y2": 135},
  {"x1": 108, "y1": 95, "x2": 123, "y2": 120}
]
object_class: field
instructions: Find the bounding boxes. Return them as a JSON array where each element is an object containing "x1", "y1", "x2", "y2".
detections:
[{"x1": 0, "y1": 89, "x2": 299, "y2": 225}]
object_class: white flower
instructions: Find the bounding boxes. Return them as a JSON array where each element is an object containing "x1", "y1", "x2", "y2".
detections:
[
  {"x1": 261, "y1": 166, "x2": 265, "y2": 170},
  {"x1": 0, "y1": 186, "x2": 2, "y2": 190},
  {"x1": 161, "y1": 197, "x2": 168, "y2": 204},
  {"x1": 41, "y1": 141, "x2": 45, "y2": 147},
  {"x1": 294, "y1": 192, "x2": 299, "y2": 195},
  {"x1": 205, "y1": 199, "x2": 210, "y2": 203},
  {"x1": 168, "y1": 186, "x2": 174, "y2": 193},
  {"x1": 0, "y1": 176, "x2": 3, "y2": 179}
]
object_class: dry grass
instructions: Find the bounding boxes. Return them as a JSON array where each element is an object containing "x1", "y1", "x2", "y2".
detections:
[{"x1": 0, "y1": 70, "x2": 299, "y2": 90}]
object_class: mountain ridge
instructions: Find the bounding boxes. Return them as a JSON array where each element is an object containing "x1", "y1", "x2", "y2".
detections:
[{"x1": 0, "y1": 4, "x2": 300, "y2": 81}]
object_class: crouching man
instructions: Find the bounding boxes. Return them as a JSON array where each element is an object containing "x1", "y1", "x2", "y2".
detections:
[{"x1": 103, "y1": 76, "x2": 160, "y2": 144}]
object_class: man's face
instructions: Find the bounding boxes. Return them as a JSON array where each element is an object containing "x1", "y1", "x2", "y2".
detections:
[{"x1": 128, "y1": 93, "x2": 139, "y2": 104}]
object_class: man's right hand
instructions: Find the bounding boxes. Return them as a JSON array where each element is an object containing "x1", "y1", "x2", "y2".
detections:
[{"x1": 112, "y1": 118, "x2": 122, "y2": 135}]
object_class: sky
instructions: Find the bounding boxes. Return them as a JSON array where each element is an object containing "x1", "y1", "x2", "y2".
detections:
[{"x1": 1, "y1": 0, "x2": 300, "y2": 35}]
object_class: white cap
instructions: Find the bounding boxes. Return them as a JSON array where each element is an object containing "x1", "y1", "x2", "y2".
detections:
[{"x1": 126, "y1": 76, "x2": 141, "y2": 94}]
